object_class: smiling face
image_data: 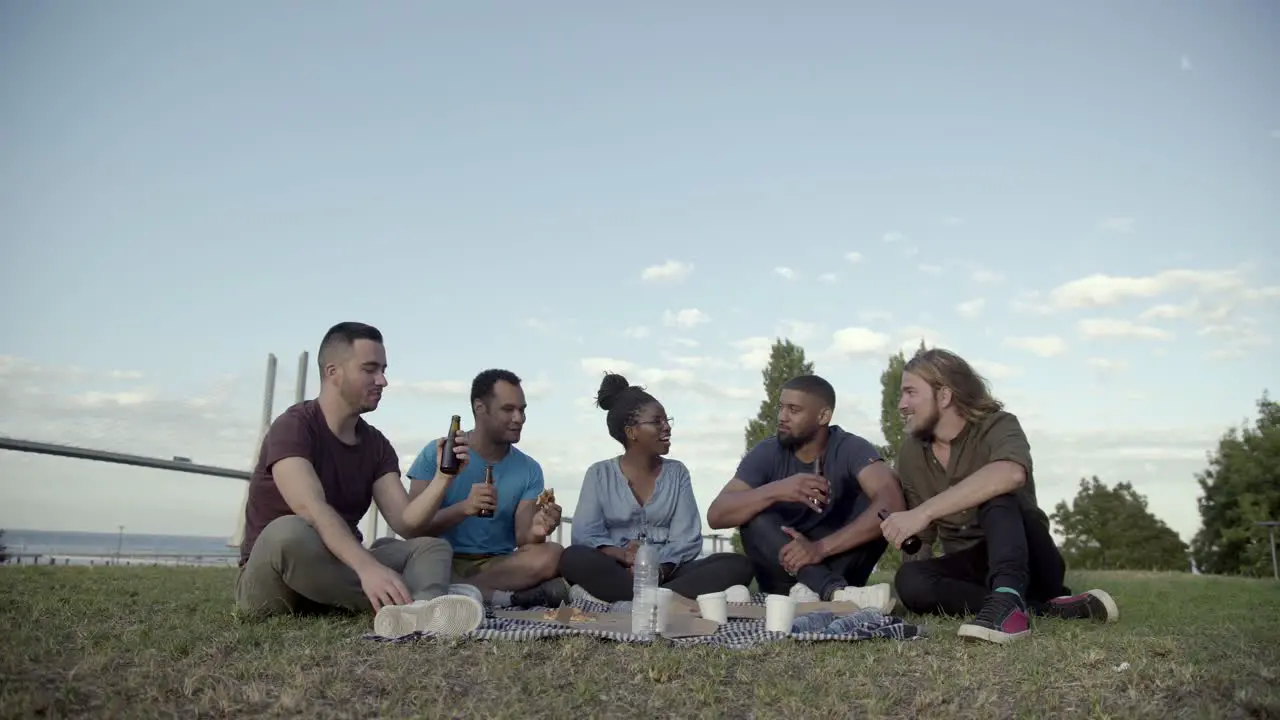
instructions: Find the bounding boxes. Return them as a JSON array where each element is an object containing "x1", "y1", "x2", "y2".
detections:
[
  {"x1": 328, "y1": 338, "x2": 388, "y2": 414},
  {"x1": 899, "y1": 370, "x2": 942, "y2": 440},
  {"x1": 626, "y1": 400, "x2": 672, "y2": 456},
  {"x1": 475, "y1": 379, "x2": 528, "y2": 444}
]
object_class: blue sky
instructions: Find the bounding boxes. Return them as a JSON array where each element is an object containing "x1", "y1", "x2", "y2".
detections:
[{"x1": 1, "y1": 2, "x2": 1276, "y2": 545}]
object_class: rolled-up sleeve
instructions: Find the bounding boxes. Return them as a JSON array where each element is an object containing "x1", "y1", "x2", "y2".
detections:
[
  {"x1": 661, "y1": 464, "x2": 704, "y2": 567},
  {"x1": 980, "y1": 412, "x2": 1033, "y2": 473},
  {"x1": 570, "y1": 463, "x2": 615, "y2": 550}
]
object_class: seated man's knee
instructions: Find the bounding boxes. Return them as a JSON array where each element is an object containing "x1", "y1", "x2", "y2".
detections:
[
  {"x1": 254, "y1": 515, "x2": 323, "y2": 560},
  {"x1": 893, "y1": 561, "x2": 937, "y2": 614},
  {"x1": 403, "y1": 535, "x2": 452, "y2": 556},
  {"x1": 979, "y1": 492, "x2": 1020, "y2": 513},
  {"x1": 528, "y1": 541, "x2": 564, "y2": 580}
]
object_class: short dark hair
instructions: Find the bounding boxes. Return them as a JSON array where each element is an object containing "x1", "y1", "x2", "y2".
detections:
[
  {"x1": 595, "y1": 372, "x2": 658, "y2": 447},
  {"x1": 471, "y1": 368, "x2": 522, "y2": 405},
  {"x1": 317, "y1": 322, "x2": 383, "y2": 371},
  {"x1": 782, "y1": 374, "x2": 836, "y2": 410}
]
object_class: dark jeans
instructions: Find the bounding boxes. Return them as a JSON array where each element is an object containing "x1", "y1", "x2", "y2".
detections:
[
  {"x1": 893, "y1": 493, "x2": 1068, "y2": 616},
  {"x1": 739, "y1": 510, "x2": 888, "y2": 600},
  {"x1": 558, "y1": 545, "x2": 755, "y2": 602}
]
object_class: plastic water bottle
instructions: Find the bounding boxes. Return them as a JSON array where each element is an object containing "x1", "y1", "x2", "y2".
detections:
[{"x1": 631, "y1": 531, "x2": 660, "y2": 638}]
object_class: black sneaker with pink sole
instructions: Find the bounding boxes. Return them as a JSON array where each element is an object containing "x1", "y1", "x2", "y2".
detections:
[
  {"x1": 957, "y1": 592, "x2": 1032, "y2": 644},
  {"x1": 1039, "y1": 588, "x2": 1119, "y2": 623}
]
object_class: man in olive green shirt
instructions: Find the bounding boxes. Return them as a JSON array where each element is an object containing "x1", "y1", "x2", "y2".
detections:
[{"x1": 879, "y1": 349, "x2": 1119, "y2": 644}]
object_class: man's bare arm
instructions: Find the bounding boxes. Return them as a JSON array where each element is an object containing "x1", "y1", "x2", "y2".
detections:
[
  {"x1": 514, "y1": 500, "x2": 540, "y2": 546},
  {"x1": 813, "y1": 461, "x2": 907, "y2": 559},
  {"x1": 916, "y1": 460, "x2": 1026, "y2": 524},
  {"x1": 706, "y1": 478, "x2": 781, "y2": 530},
  {"x1": 372, "y1": 472, "x2": 453, "y2": 538},
  {"x1": 408, "y1": 478, "x2": 470, "y2": 536},
  {"x1": 273, "y1": 456, "x2": 380, "y2": 573}
]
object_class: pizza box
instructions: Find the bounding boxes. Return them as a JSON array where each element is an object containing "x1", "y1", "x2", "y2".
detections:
[{"x1": 723, "y1": 600, "x2": 863, "y2": 620}]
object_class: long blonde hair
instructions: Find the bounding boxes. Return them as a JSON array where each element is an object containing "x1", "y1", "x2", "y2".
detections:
[{"x1": 904, "y1": 348, "x2": 1004, "y2": 423}]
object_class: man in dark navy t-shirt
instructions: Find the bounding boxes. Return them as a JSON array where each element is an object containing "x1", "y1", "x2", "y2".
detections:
[{"x1": 708, "y1": 375, "x2": 907, "y2": 608}]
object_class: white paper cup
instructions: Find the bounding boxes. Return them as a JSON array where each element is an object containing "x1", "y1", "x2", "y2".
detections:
[
  {"x1": 696, "y1": 591, "x2": 728, "y2": 623},
  {"x1": 655, "y1": 588, "x2": 674, "y2": 632},
  {"x1": 765, "y1": 594, "x2": 797, "y2": 633}
]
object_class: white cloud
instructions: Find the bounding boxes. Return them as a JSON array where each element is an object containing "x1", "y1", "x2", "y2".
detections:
[
  {"x1": 1087, "y1": 357, "x2": 1129, "y2": 374},
  {"x1": 1003, "y1": 335, "x2": 1068, "y2": 357},
  {"x1": 896, "y1": 325, "x2": 945, "y2": 354},
  {"x1": 818, "y1": 272, "x2": 838, "y2": 284},
  {"x1": 667, "y1": 337, "x2": 700, "y2": 349},
  {"x1": 1180, "y1": 54, "x2": 1192, "y2": 71},
  {"x1": 623, "y1": 325, "x2": 651, "y2": 339},
  {"x1": 882, "y1": 231, "x2": 905, "y2": 244},
  {"x1": 640, "y1": 260, "x2": 694, "y2": 283},
  {"x1": 523, "y1": 317, "x2": 549, "y2": 331},
  {"x1": 579, "y1": 357, "x2": 635, "y2": 376},
  {"x1": 944, "y1": 217, "x2": 965, "y2": 226},
  {"x1": 972, "y1": 360, "x2": 1020, "y2": 381},
  {"x1": 1048, "y1": 268, "x2": 1245, "y2": 310},
  {"x1": 918, "y1": 263, "x2": 944, "y2": 276},
  {"x1": 860, "y1": 310, "x2": 892, "y2": 323},
  {"x1": 662, "y1": 308, "x2": 710, "y2": 329},
  {"x1": 972, "y1": 267, "x2": 1005, "y2": 284},
  {"x1": 774, "y1": 267, "x2": 797, "y2": 281},
  {"x1": 956, "y1": 298, "x2": 985, "y2": 318},
  {"x1": 1099, "y1": 217, "x2": 1136, "y2": 234},
  {"x1": 778, "y1": 320, "x2": 820, "y2": 343},
  {"x1": 1078, "y1": 318, "x2": 1173, "y2": 341},
  {"x1": 826, "y1": 327, "x2": 891, "y2": 359},
  {"x1": 844, "y1": 252, "x2": 863, "y2": 264},
  {"x1": 577, "y1": 358, "x2": 751, "y2": 401},
  {"x1": 732, "y1": 337, "x2": 774, "y2": 371}
]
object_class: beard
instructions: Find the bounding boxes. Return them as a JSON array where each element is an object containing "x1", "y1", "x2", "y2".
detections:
[
  {"x1": 776, "y1": 426, "x2": 818, "y2": 450},
  {"x1": 907, "y1": 406, "x2": 940, "y2": 441}
]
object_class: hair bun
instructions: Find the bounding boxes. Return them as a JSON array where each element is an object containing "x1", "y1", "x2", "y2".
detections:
[{"x1": 595, "y1": 372, "x2": 632, "y2": 411}]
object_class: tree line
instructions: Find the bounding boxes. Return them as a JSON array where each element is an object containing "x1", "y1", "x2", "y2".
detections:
[{"x1": 733, "y1": 338, "x2": 1279, "y2": 577}]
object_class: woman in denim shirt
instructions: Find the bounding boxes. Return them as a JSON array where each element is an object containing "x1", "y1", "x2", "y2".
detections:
[{"x1": 558, "y1": 373, "x2": 754, "y2": 601}]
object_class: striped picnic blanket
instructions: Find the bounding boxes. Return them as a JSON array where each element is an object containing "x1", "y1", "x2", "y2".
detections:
[{"x1": 365, "y1": 587, "x2": 926, "y2": 650}]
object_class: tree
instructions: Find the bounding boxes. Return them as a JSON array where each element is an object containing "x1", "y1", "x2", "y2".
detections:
[
  {"x1": 0, "y1": 529, "x2": 7, "y2": 565},
  {"x1": 1051, "y1": 476, "x2": 1189, "y2": 571},
  {"x1": 1191, "y1": 392, "x2": 1280, "y2": 577},
  {"x1": 733, "y1": 338, "x2": 815, "y2": 555}
]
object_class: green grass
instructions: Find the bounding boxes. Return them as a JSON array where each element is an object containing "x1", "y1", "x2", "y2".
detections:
[{"x1": 2, "y1": 567, "x2": 1278, "y2": 719}]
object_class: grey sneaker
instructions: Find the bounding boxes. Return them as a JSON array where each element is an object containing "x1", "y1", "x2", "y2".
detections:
[{"x1": 511, "y1": 577, "x2": 572, "y2": 609}]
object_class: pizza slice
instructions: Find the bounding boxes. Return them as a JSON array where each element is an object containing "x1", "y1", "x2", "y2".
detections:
[{"x1": 536, "y1": 488, "x2": 556, "y2": 508}]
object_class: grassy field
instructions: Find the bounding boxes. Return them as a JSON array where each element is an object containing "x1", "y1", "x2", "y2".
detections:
[{"x1": 1, "y1": 567, "x2": 1278, "y2": 719}]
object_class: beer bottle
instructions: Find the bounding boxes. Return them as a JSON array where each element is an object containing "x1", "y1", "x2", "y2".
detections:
[
  {"x1": 477, "y1": 463, "x2": 496, "y2": 518},
  {"x1": 439, "y1": 415, "x2": 463, "y2": 475},
  {"x1": 877, "y1": 508, "x2": 922, "y2": 554}
]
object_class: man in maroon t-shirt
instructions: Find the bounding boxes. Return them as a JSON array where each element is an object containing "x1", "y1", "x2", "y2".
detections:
[{"x1": 236, "y1": 322, "x2": 482, "y2": 638}]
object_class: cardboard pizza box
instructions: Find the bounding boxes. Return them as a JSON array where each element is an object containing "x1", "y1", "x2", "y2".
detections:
[{"x1": 723, "y1": 600, "x2": 863, "y2": 620}]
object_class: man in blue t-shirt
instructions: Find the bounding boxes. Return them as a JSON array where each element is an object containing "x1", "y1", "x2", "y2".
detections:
[
  {"x1": 407, "y1": 369, "x2": 568, "y2": 609},
  {"x1": 707, "y1": 375, "x2": 907, "y2": 611}
]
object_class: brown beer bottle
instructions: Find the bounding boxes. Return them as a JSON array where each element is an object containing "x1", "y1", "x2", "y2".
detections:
[
  {"x1": 438, "y1": 415, "x2": 463, "y2": 475},
  {"x1": 877, "y1": 508, "x2": 922, "y2": 554},
  {"x1": 477, "y1": 463, "x2": 496, "y2": 518}
]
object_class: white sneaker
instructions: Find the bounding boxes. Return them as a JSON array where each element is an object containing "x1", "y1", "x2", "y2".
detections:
[
  {"x1": 789, "y1": 583, "x2": 821, "y2": 602},
  {"x1": 373, "y1": 594, "x2": 485, "y2": 640},
  {"x1": 832, "y1": 583, "x2": 895, "y2": 613},
  {"x1": 724, "y1": 585, "x2": 752, "y2": 604}
]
